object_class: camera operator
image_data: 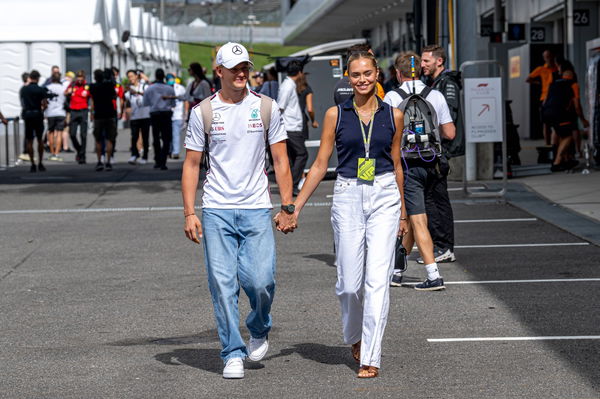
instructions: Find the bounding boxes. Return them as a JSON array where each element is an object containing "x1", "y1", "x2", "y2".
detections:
[
  {"x1": 19, "y1": 70, "x2": 56, "y2": 172},
  {"x1": 89, "y1": 69, "x2": 117, "y2": 171}
]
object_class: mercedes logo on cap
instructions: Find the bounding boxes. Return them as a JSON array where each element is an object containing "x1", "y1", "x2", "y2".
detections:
[{"x1": 232, "y1": 45, "x2": 243, "y2": 55}]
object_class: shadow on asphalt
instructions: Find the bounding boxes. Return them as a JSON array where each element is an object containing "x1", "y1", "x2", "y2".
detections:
[
  {"x1": 303, "y1": 253, "x2": 335, "y2": 267},
  {"x1": 263, "y1": 343, "x2": 356, "y2": 371},
  {"x1": 155, "y1": 348, "x2": 224, "y2": 374},
  {"x1": 0, "y1": 163, "x2": 187, "y2": 185},
  {"x1": 153, "y1": 343, "x2": 356, "y2": 374}
]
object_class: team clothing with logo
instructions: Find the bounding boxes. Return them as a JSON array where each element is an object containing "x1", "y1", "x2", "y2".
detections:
[{"x1": 185, "y1": 91, "x2": 287, "y2": 209}]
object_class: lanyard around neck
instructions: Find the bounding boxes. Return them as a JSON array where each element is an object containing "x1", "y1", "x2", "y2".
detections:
[{"x1": 353, "y1": 100, "x2": 376, "y2": 158}]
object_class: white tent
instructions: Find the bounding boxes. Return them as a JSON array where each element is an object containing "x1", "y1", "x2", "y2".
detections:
[
  {"x1": 117, "y1": 0, "x2": 133, "y2": 54},
  {"x1": 0, "y1": 0, "x2": 180, "y2": 117},
  {"x1": 130, "y1": 7, "x2": 146, "y2": 63},
  {"x1": 157, "y1": 20, "x2": 167, "y2": 62},
  {"x1": 0, "y1": 0, "x2": 114, "y2": 117}
]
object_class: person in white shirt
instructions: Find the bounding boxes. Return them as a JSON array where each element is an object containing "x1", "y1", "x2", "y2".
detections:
[
  {"x1": 45, "y1": 72, "x2": 67, "y2": 161},
  {"x1": 383, "y1": 52, "x2": 455, "y2": 291},
  {"x1": 125, "y1": 70, "x2": 151, "y2": 164},
  {"x1": 166, "y1": 73, "x2": 187, "y2": 159},
  {"x1": 182, "y1": 42, "x2": 296, "y2": 379},
  {"x1": 277, "y1": 60, "x2": 306, "y2": 195},
  {"x1": 143, "y1": 69, "x2": 175, "y2": 170}
]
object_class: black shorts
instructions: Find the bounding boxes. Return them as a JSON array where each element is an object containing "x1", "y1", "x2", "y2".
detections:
[
  {"x1": 24, "y1": 117, "x2": 45, "y2": 141},
  {"x1": 552, "y1": 121, "x2": 576, "y2": 138},
  {"x1": 93, "y1": 118, "x2": 117, "y2": 142},
  {"x1": 404, "y1": 165, "x2": 439, "y2": 216},
  {"x1": 47, "y1": 116, "x2": 65, "y2": 131}
]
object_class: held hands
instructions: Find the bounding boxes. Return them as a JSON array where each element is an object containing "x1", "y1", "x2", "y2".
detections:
[
  {"x1": 184, "y1": 214, "x2": 203, "y2": 244},
  {"x1": 274, "y1": 211, "x2": 298, "y2": 234}
]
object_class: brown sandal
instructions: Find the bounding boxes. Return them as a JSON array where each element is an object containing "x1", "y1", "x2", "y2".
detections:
[
  {"x1": 351, "y1": 341, "x2": 361, "y2": 363},
  {"x1": 357, "y1": 365, "x2": 379, "y2": 378}
]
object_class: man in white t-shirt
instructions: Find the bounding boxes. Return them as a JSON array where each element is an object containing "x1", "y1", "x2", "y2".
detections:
[
  {"x1": 277, "y1": 60, "x2": 305, "y2": 195},
  {"x1": 182, "y1": 42, "x2": 296, "y2": 380},
  {"x1": 383, "y1": 52, "x2": 455, "y2": 291},
  {"x1": 125, "y1": 70, "x2": 151, "y2": 165},
  {"x1": 45, "y1": 72, "x2": 67, "y2": 161},
  {"x1": 167, "y1": 73, "x2": 187, "y2": 159}
]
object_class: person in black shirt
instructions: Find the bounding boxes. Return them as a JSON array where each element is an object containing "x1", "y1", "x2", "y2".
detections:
[
  {"x1": 89, "y1": 69, "x2": 117, "y2": 171},
  {"x1": 19, "y1": 70, "x2": 53, "y2": 172}
]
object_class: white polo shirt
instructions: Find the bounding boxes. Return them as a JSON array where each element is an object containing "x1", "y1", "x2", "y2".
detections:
[
  {"x1": 277, "y1": 76, "x2": 303, "y2": 131},
  {"x1": 184, "y1": 90, "x2": 288, "y2": 209},
  {"x1": 383, "y1": 80, "x2": 453, "y2": 126}
]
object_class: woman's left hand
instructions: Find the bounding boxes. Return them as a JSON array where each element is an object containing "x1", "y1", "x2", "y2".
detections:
[{"x1": 399, "y1": 219, "x2": 409, "y2": 237}]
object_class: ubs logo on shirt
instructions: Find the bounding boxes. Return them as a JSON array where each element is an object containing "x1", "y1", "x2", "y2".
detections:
[{"x1": 250, "y1": 108, "x2": 259, "y2": 119}]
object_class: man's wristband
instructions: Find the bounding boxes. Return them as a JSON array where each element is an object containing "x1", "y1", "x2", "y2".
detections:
[
  {"x1": 184, "y1": 213, "x2": 195, "y2": 217},
  {"x1": 400, "y1": 217, "x2": 407, "y2": 221}
]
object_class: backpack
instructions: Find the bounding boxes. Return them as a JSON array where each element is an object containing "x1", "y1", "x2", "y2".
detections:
[
  {"x1": 198, "y1": 93, "x2": 273, "y2": 171},
  {"x1": 541, "y1": 79, "x2": 575, "y2": 124},
  {"x1": 395, "y1": 86, "x2": 442, "y2": 162}
]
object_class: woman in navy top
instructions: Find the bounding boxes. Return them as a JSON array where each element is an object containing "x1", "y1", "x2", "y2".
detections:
[{"x1": 289, "y1": 51, "x2": 407, "y2": 378}]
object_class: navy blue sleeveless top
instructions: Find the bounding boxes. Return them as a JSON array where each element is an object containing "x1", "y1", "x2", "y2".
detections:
[{"x1": 335, "y1": 96, "x2": 396, "y2": 178}]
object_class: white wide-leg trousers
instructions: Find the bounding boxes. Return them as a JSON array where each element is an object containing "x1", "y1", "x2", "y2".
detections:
[{"x1": 331, "y1": 172, "x2": 400, "y2": 368}]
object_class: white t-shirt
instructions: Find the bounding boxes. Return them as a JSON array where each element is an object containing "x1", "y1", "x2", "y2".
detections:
[
  {"x1": 45, "y1": 82, "x2": 66, "y2": 118},
  {"x1": 383, "y1": 80, "x2": 453, "y2": 126},
  {"x1": 184, "y1": 90, "x2": 288, "y2": 209},
  {"x1": 125, "y1": 83, "x2": 150, "y2": 120},
  {"x1": 172, "y1": 83, "x2": 186, "y2": 121},
  {"x1": 277, "y1": 76, "x2": 303, "y2": 131}
]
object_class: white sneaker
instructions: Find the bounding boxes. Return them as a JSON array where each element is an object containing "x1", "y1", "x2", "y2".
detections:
[
  {"x1": 223, "y1": 357, "x2": 244, "y2": 379},
  {"x1": 247, "y1": 336, "x2": 269, "y2": 362},
  {"x1": 137, "y1": 158, "x2": 147, "y2": 165},
  {"x1": 128, "y1": 155, "x2": 138, "y2": 165}
]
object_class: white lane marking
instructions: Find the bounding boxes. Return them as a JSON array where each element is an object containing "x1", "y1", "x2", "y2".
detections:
[
  {"x1": 402, "y1": 278, "x2": 600, "y2": 286},
  {"x1": 447, "y1": 186, "x2": 485, "y2": 191},
  {"x1": 455, "y1": 242, "x2": 589, "y2": 248},
  {"x1": 0, "y1": 202, "x2": 335, "y2": 215},
  {"x1": 18, "y1": 176, "x2": 71, "y2": 180},
  {"x1": 428, "y1": 336, "x2": 600, "y2": 343},
  {"x1": 0, "y1": 206, "x2": 183, "y2": 215},
  {"x1": 454, "y1": 218, "x2": 537, "y2": 223}
]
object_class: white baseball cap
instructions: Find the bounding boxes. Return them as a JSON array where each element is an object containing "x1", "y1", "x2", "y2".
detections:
[{"x1": 216, "y1": 42, "x2": 253, "y2": 69}]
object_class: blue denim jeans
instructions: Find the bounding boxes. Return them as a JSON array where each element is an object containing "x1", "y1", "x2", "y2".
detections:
[
  {"x1": 171, "y1": 118, "x2": 183, "y2": 155},
  {"x1": 201, "y1": 208, "x2": 276, "y2": 362}
]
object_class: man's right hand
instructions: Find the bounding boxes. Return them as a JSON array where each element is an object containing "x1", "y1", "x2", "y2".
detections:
[
  {"x1": 274, "y1": 211, "x2": 297, "y2": 234},
  {"x1": 184, "y1": 214, "x2": 203, "y2": 244}
]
